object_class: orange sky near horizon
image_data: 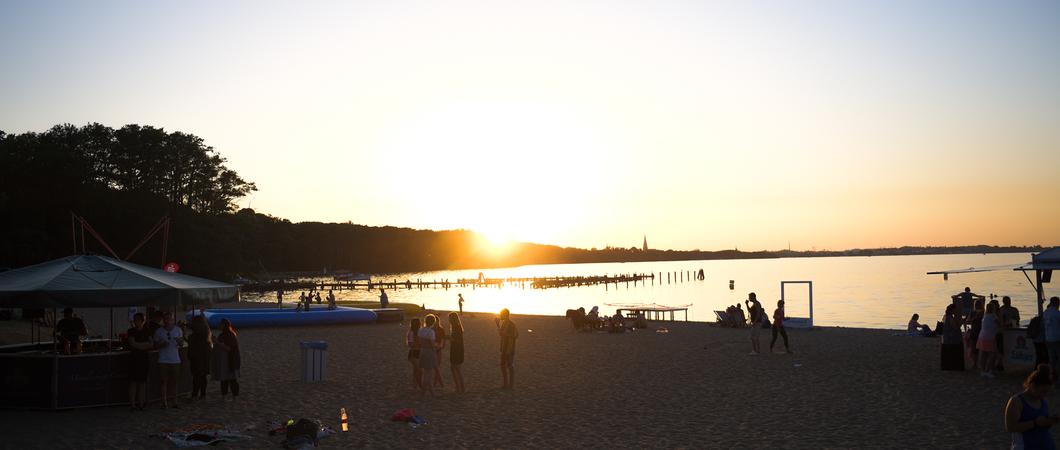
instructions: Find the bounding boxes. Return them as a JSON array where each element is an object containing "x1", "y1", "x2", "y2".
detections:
[{"x1": 1, "y1": 1, "x2": 1058, "y2": 251}]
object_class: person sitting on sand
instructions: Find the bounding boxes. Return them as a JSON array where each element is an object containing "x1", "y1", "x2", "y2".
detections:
[
  {"x1": 587, "y1": 306, "x2": 601, "y2": 330},
  {"x1": 908, "y1": 314, "x2": 932, "y2": 336},
  {"x1": 734, "y1": 304, "x2": 746, "y2": 327},
  {"x1": 609, "y1": 310, "x2": 626, "y2": 333},
  {"x1": 1004, "y1": 364, "x2": 1059, "y2": 449},
  {"x1": 771, "y1": 300, "x2": 791, "y2": 354},
  {"x1": 497, "y1": 308, "x2": 518, "y2": 389}
]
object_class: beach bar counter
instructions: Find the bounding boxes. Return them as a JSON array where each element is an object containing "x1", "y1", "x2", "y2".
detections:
[{"x1": 0, "y1": 255, "x2": 238, "y2": 410}]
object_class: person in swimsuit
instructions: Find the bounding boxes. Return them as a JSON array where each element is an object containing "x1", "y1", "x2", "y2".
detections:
[
  {"x1": 497, "y1": 308, "x2": 518, "y2": 389},
  {"x1": 448, "y1": 312, "x2": 466, "y2": 393},
  {"x1": 406, "y1": 318, "x2": 422, "y2": 390},
  {"x1": 1004, "y1": 364, "x2": 1059, "y2": 449},
  {"x1": 771, "y1": 300, "x2": 791, "y2": 354}
]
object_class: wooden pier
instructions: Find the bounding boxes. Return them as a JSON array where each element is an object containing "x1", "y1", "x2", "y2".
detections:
[{"x1": 240, "y1": 269, "x2": 707, "y2": 293}]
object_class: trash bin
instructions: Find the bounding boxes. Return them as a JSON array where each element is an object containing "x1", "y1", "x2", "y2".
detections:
[{"x1": 299, "y1": 341, "x2": 328, "y2": 382}]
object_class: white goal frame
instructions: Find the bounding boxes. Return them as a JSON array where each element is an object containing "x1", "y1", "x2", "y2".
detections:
[{"x1": 780, "y1": 281, "x2": 814, "y2": 329}]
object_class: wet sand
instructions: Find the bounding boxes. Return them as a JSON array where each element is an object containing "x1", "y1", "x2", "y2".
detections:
[{"x1": 0, "y1": 313, "x2": 1042, "y2": 448}]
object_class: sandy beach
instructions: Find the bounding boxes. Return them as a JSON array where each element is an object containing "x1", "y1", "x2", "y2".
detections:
[{"x1": 0, "y1": 312, "x2": 1043, "y2": 449}]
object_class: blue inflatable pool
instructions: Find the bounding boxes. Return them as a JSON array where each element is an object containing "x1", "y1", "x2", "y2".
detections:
[{"x1": 188, "y1": 306, "x2": 378, "y2": 328}]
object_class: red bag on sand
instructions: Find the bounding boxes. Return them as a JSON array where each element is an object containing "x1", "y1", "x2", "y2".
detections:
[{"x1": 391, "y1": 408, "x2": 415, "y2": 422}]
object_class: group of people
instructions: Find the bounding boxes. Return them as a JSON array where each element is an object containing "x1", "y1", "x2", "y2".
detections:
[
  {"x1": 283, "y1": 289, "x2": 338, "y2": 311},
  {"x1": 938, "y1": 287, "x2": 1024, "y2": 378},
  {"x1": 123, "y1": 308, "x2": 241, "y2": 410},
  {"x1": 566, "y1": 306, "x2": 645, "y2": 333},
  {"x1": 405, "y1": 308, "x2": 519, "y2": 394}
]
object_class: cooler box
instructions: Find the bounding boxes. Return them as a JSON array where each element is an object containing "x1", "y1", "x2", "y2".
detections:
[{"x1": 299, "y1": 341, "x2": 328, "y2": 382}]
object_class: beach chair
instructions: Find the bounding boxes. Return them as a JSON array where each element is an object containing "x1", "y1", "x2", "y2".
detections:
[{"x1": 714, "y1": 310, "x2": 732, "y2": 326}]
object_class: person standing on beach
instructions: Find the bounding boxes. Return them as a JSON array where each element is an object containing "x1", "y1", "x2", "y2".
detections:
[
  {"x1": 770, "y1": 300, "x2": 791, "y2": 354},
  {"x1": 327, "y1": 290, "x2": 336, "y2": 310},
  {"x1": 379, "y1": 288, "x2": 389, "y2": 309},
  {"x1": 1004, "y1": 364, "x2": 1059, "y2": 449},
  {"x1": 187, "y1": 315, "x2": 213, "y2": 401},
  {"x1": 56, "y1": 308, "x2": 87, "y2": 355},
  {"x1": 314, "y1": 291, "x2": 322, "y2": 304},
  {"x1": 153, "y1": 312, "x2": 184, "y2": 408},
  {"x1": 497, "y1": 308, "x2": 518, "y2": 389},
  {"x1": 1043, "y1": 297, "x2": 1060, "y2": 381},
  {"x1": 977, "y1": 302, "x2": 1001, "y2": 378},
  {"x1": 940, "y1": 304, "x2": 965, "y2": 371},
  {"x1": 746, "y1": 292, "x2": 763, "y2": 355},
  {"x1": 448, "y1": 312, "x2": 466, "y2": 393},
  {"x1": 213, "y1": 318, "x2": 241, "y2": 401},
  {"x1": 952, "y1": 287, "x2": 984, "y2": 323},
  {"x1": 406, "y1": 318, "x2": 422, "y2": 390},
  {"x1": 126, "y1": 313, "x2": 152, "y2": 410},
  {"x1": 417, "y1": 314, "x2": 441, "y2": 396},
  {"x1": 277, "y1": 290, "x2": 284, "y2": 309},
  {"x1": 432, "y1": 316, "x2": 447, "y2": 389},
  {"x1": 458, "y1": 293, "x2": 464, "y2": 315}
]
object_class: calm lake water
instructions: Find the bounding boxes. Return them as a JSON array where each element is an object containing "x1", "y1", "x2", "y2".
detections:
[{"x1": 244, "y1": 253, "x2": 1051, "y2": 330}]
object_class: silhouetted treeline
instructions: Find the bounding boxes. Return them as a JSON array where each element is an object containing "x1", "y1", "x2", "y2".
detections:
[{"x1": 0, "y1": 123, "x2": 1047, "y2": 280}]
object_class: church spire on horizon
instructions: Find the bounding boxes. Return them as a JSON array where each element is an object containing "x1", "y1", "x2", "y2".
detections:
[{"x1": 643, "y1": 234, "x2": 648, "y2": 251}]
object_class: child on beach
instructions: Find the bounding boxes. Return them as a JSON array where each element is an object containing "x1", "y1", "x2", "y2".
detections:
[
  {"x1": 406, "y1": 318, "x2": 422, "y2": 390},
  {"x1": 449, "y1": 312, "x2": 466, "y2": 393},
  {"x1": 771, "y1": 300, "x2": 791, "y2": 354},
  {"x1": 418, "y1": 315, "x2": 441, "y2": 396},
  {"x1": 1004, "y1": 364, "x2": 1059, "y2": 449},
  {"x1": 497, "y1": 308, "x2": 518, "y2": 389},
  {"x1": 433, "y1": 316, "x2": 447, "y2": 389}
]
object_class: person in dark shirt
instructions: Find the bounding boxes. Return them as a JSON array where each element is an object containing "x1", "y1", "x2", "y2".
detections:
[
  {"x1": 125, "y1": 312, "x2": 152, "y2": 410},
  {"x1": 56, "y1": 308, "x2": 87, "y2": 355},
  {"x1": 144, "y1": 310, "x2": 163, "y2": 337}
]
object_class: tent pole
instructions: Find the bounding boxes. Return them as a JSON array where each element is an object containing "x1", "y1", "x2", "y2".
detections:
[
  {"x1": 1037, "y1": 270, "x2": 1045, "y2": 318},
  {"x1": 108, "y1": 308, "x2": 113, "y2": 352}
]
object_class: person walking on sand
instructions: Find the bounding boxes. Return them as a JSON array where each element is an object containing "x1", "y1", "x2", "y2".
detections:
[
  {"x1": 745, "y1": 292, "x2": 764, "y2": 355},
  {"x1": 213, "y1": 318, "x2": 241, "y2": 401},
  {"x1": 770, "y1": 300, "x2": 791, "y2": 354},
  {"x1": 1043, "y1": 297, "x2": 1060, "y2": 381},
  {"x1": 497, "y1": 308, "x2": 519, "y2": 389},
  {"x1": 277, "y1": 290, "x2": 283, "y2": 309},
  {"x1": 449, "y1": 312, "x2": 466, "y2": 393},
  {"x1": 406, "y1": 318, "x2": 422, "y2": 390},
  {"x1": 379, "y1": 288, "x2": 389, "y2": 309},
  {"x1": 417, "y1": 314, "x2": 441, "y2": 396},
  {"x1": 458, "y1": 293, "x2": 464, "y2": 315},
  {"x1": 1004, "y1": 364, "x2": 1059, "y2": 449}
]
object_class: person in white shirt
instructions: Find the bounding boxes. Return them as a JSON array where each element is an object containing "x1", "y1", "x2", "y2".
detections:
[{"x1": 153, "y1": 312, "x2": 185, "y2": 408}]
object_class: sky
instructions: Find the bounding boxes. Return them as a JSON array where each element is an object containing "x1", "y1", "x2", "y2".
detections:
[{"x1": 1, "y1": 0, "x2": 1058, "y2": 251}]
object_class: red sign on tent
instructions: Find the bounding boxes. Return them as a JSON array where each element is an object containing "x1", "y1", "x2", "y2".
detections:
[{"x1": 163, "y1": 262, "x2": 180, "y2": 273}]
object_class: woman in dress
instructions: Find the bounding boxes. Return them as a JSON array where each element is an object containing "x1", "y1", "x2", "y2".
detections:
[
  {"x1": 448, "y1": 312, "x2": 465, "y2": 393},
  {"x1": 125, "y1": 312, "x2": 152, "y2": 411},
  {"x1": 940, "y1": 304, "x2": 965, "y2": 371},
  {"x1": 406, "y1": 318, "x2": 422, "y2": 390},
  {"x1": 212, "y1": 318, "x2": 241, "y2": 401},
  {"x1": 978, "y1": 302, "x2": 1001, "y2": 378},
  {"x1": 187, "y1": 315, "x2": 213, "y2": 401},
  {"x1": 418, "y1": 314, "x2": 441, "y2": 396}
]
